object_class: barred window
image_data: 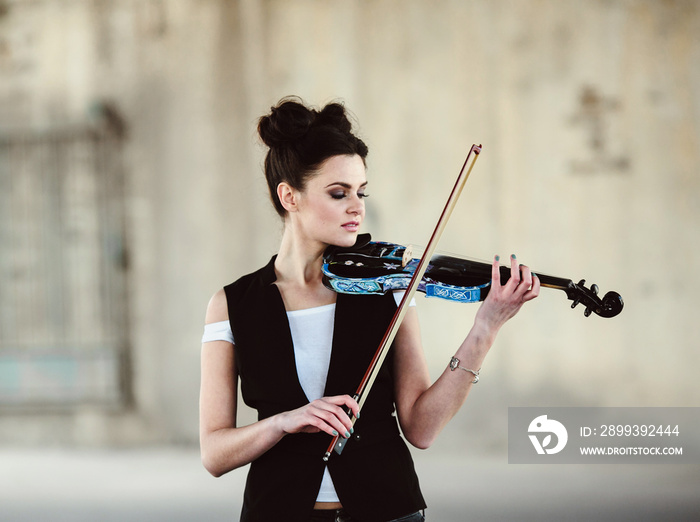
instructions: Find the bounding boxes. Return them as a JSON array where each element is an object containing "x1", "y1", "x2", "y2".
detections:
[{"x1": 0, "y1": 121, "x2": 129, "y2": 409}]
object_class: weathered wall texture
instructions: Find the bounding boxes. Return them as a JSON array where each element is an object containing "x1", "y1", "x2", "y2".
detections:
[{"x1": 0, "y1": 0, "x2": 698, "y2": 448}]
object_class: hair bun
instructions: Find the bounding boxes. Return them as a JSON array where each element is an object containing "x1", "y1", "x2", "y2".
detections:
[
  {"x1": 258, "y1": 97, "x2": 316, "y2": 147},
  {"x1": 314, "y1": 103, "x2": 352, "y2": 134}
]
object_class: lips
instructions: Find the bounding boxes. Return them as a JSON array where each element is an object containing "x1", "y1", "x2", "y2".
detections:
[{"x1": 342, "y1": 221, "x2": 360, "y2": 231}]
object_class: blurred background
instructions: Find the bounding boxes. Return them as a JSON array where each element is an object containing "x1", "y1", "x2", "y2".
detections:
[{"x1": 0, "y1": 0, "x2": 698, "y2": 520}]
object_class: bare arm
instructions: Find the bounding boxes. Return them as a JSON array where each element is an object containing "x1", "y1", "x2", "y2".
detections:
[
  {"x1": 199, "y1": 289, "x2": 359, "y2": 477},
  {"x1": 393, "y1": 254, "x2": 540, "y2": 449}
]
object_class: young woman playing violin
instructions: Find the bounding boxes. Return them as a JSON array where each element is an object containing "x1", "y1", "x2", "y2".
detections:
[{"x1": 199, "y1": 97, "x2": 540, "y2": 522}]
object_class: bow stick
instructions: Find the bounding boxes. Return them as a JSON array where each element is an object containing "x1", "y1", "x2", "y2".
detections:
[{"x1": 323, "y1": 144, "x2": 482, "y2": 461}]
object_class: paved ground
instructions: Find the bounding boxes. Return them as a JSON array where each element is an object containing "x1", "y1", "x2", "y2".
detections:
[{"x1": 1, "y1": 447, "x2": 699, "y2": 521}]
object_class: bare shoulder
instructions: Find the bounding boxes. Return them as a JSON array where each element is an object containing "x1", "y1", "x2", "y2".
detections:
[{"x1": 205, "y1": 288, "x2": 229, "y2": 324}]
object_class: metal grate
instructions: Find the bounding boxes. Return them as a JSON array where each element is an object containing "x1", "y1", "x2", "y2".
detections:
[{"x1": 0, "y1": 122, "x2": 129, "y2": 409}]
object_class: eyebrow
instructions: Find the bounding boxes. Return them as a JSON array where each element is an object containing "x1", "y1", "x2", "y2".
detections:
[{"x1": 325, "y1": 181, "x2": 368, "y2": 189}]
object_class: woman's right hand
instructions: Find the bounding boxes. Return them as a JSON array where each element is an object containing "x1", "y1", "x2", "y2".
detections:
[{"x1": 277, "y1": 395, "x2": 359, "y2": 438}]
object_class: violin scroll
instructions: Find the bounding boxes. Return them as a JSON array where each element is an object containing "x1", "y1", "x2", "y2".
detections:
[{"x1": 566, "y1": 279, "x2": 624, "y2": 318}]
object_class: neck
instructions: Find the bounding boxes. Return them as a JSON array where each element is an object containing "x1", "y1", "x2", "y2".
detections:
[{"x1": 275, "y1": 224, "x2": 327, "y2": 286}]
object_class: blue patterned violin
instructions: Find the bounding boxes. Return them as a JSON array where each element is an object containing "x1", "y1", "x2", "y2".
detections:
[{"x1": 323, "y1": 234, "x2": 623, "y2": 318}]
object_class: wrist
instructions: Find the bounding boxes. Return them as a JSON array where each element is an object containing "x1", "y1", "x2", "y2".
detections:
[
  {"x1": 472, "y1": 306, "x2": 503, "y2": 343},
  {"x1": 469, "y1": 316, "x2": 499, "y2": 349},
  {"x1": 452, "y1": 316, "x2": 498, "y2": 369},
  {"x1": 271, "y1": 411, "x2": 292, "y2": 437}
]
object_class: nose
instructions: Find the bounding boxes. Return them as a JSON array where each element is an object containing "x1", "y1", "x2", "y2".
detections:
[{"x1": 347, "y1": 195, "x2": 364, "y2": 215}]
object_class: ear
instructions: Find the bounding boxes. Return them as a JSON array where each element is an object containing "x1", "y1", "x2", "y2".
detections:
[{"x1": 277, "y1": 182, "x2": 299, "y2": 213}]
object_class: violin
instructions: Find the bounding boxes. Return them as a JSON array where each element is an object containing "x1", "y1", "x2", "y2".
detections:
[
  {"x1": 322, "y1": 234, "x2": 624, "y2": 318},
  {"x1": 322, "y1": 144, "x2": 622, "y2": 461}
]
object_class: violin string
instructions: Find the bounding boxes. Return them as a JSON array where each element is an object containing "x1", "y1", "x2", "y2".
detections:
[
  {"x1": 395, "y1": 241, "x2": 565, "y2": 287},
  {"x1": 397, "y1": 242, "x2": 493, "y2": 265}
]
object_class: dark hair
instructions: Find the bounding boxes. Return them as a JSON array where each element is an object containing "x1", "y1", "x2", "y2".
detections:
[{"x1": 258, "y1": 96, "x2": 369, "y2": 217}]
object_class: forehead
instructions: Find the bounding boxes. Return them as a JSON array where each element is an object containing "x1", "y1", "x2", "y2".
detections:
[{"x1": 309, "y1": 154, "x2": 367, "y2": 186}]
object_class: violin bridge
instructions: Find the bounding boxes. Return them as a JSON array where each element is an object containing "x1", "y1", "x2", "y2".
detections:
[{"x1": 402, "y1": 245, "x2": 413, "y2": 268}]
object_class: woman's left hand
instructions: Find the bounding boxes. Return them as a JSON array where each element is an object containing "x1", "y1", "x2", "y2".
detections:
[{"x1": 475, "y1": 254, "x2": 540, "y2": 332}]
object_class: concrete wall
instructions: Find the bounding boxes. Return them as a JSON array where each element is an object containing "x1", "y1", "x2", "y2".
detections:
[{"x1": 0, "y1": 0, "x2": 698, "y2": 449}]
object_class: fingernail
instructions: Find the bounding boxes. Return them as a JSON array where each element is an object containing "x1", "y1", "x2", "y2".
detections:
[
  {"x1": 350, "y1": 427, "x2": 354, "y2": 434},
  {"x1": 355, "y1": 411, "x2": 360, "y2": 419},
  {"x1": 511, "y1": 254, "x2": 516, "y2": 260},
  {"x1": 344, "y1": 431, "x2": 351, "y2": 438},
  {"x1": 332, "y1": 430, "x2": 338, "y2": 436},
  {"x1": 495, "y1": 255, "x2": 500, "y2": 262},
  {"x1": 532, "y1": 273, "x2": 538, "y2": 278}
]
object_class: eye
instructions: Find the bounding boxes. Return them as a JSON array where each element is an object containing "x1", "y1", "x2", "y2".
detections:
[{"x1": 329, "y1": 189, "x2": 369, "y2": 200}]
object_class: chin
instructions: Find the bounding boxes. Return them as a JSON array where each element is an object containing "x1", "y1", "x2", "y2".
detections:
[{"x1": 329, "y1": 233, "x2": 359, "y2": 248}]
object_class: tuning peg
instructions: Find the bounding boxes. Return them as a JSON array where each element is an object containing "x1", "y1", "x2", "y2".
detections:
[
  {"x1": 571, "y1": 299, "x2": 580, "y2": 309},
  {"x1": 591, "y1": 284, "x2": 599, "y2": 295},
  {"x1": 584, "y1": 308, "x2": 592, "y2": 317}
]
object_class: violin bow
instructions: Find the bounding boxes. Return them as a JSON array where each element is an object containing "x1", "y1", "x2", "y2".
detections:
[{"x1": 323, "y1": 144, "x2": 482, "y2": 461}]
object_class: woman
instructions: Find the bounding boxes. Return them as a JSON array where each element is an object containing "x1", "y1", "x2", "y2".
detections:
[{"x1": 200, "y1": 97, "x2": 539, "y2": 522}]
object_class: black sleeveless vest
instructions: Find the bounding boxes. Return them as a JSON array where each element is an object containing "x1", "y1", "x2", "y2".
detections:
[{"x1": 224, "y1": 257, "x2": 426, "y2": 522}]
